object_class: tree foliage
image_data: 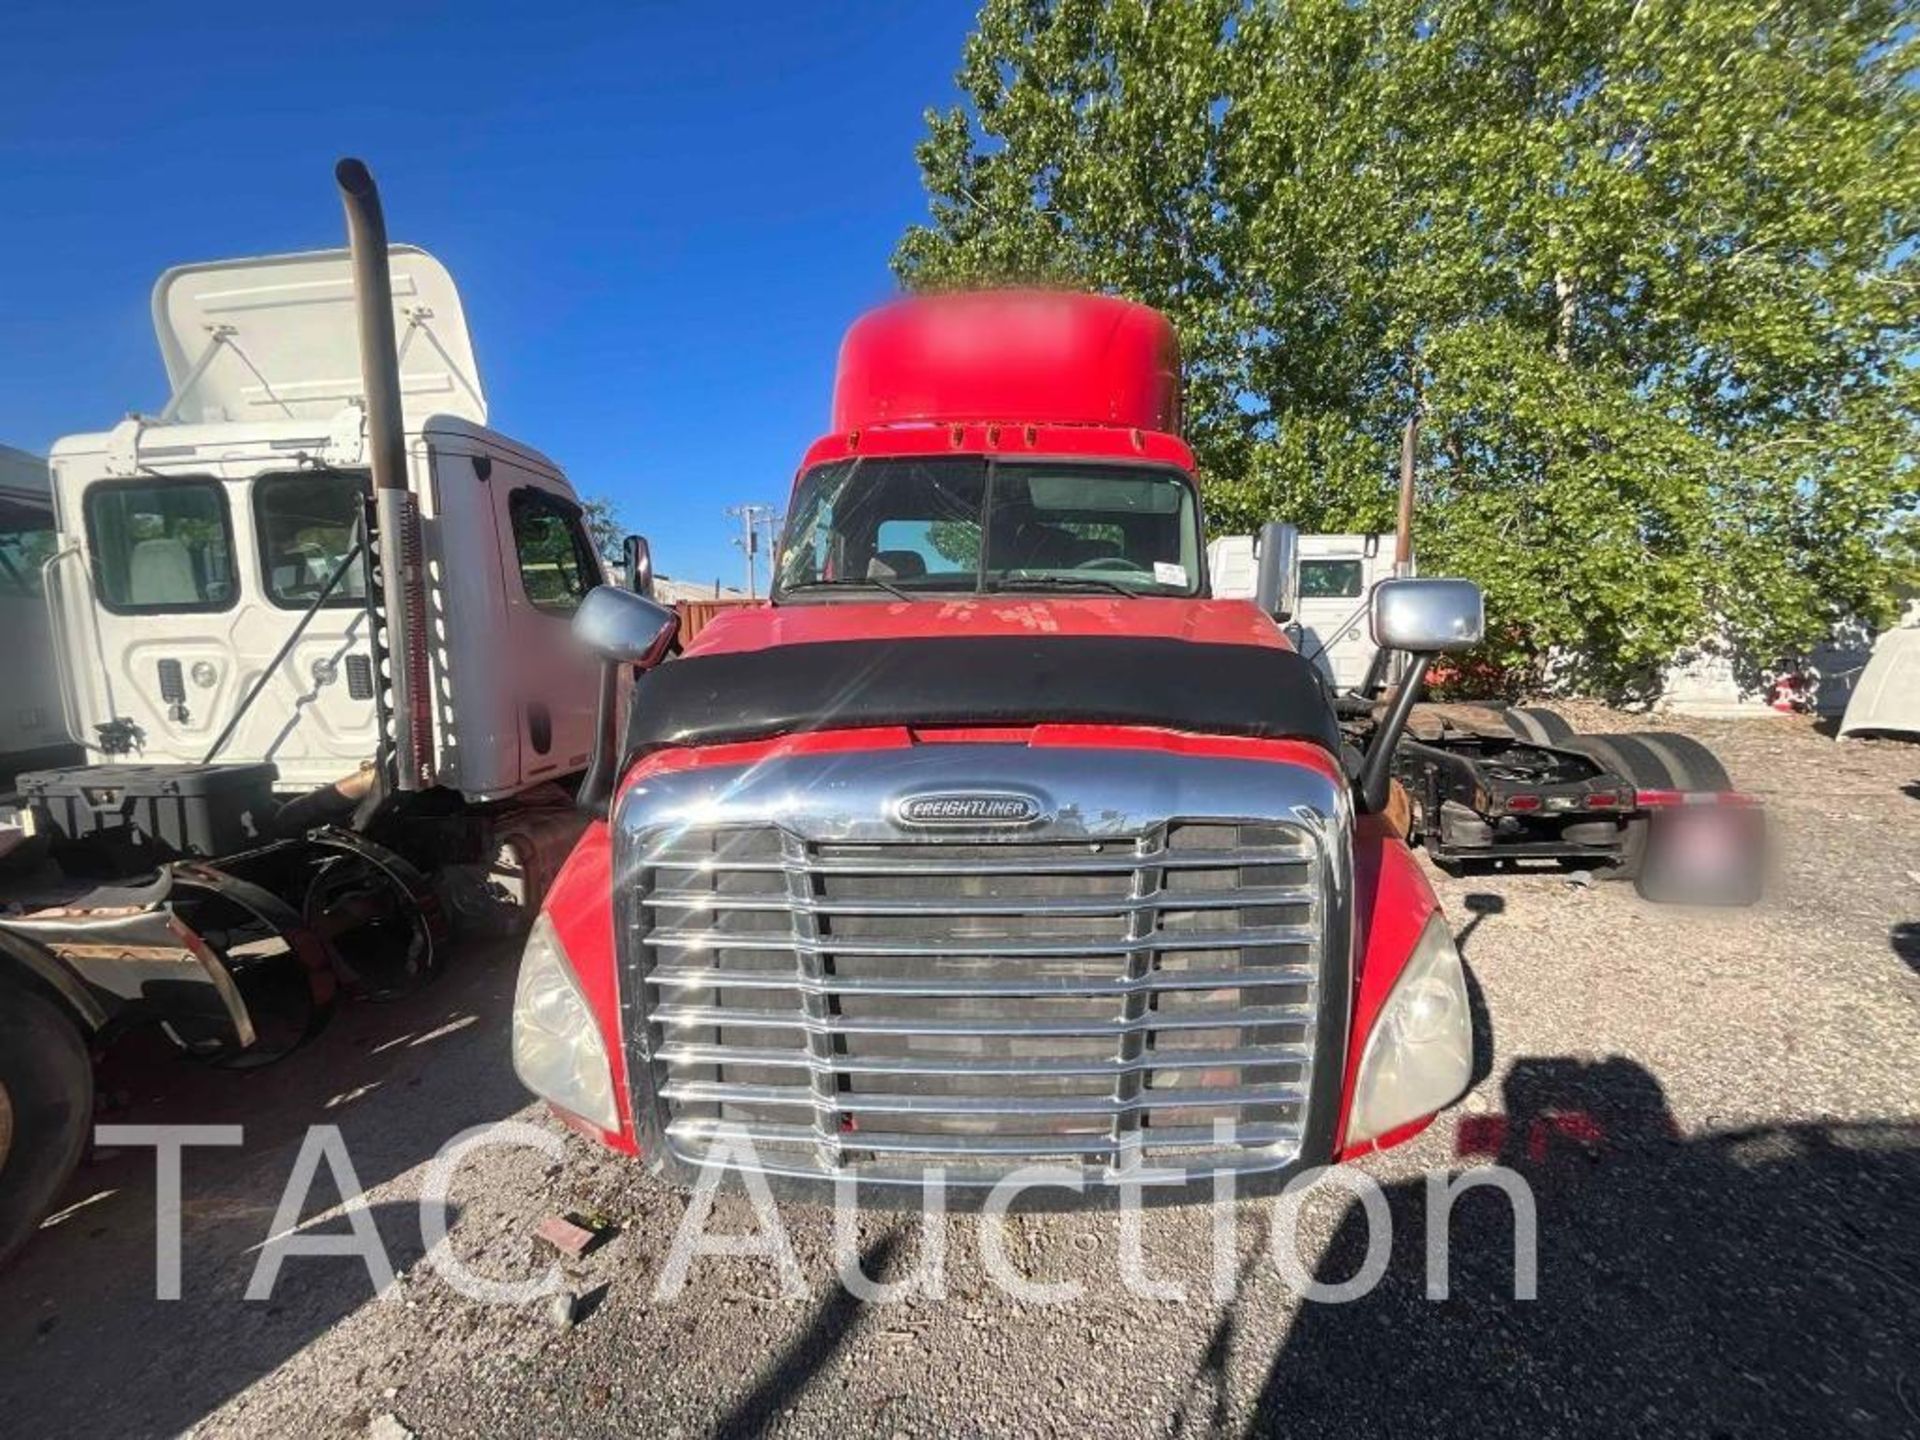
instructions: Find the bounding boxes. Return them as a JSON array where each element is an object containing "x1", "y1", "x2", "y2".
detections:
[
  {"x1": 896, "y1": 0, "x2": 1919, "y2": 692},
  {"x1": 580, "y1": 496, "x2": 626, "y2": 564}
]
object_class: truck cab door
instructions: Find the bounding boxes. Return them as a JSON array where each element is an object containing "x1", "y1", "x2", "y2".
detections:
[
  {"x1": 493, "y1": 479, "x2": 606, "y2": 788},
  {"x1": 1294, "y1": 547, "x2": 1374, "y2": 690}
]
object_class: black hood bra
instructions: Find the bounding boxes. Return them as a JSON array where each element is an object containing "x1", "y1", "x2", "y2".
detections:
[{"x1": 623, "y1": 633, "x2": 1341, "y2": 760}]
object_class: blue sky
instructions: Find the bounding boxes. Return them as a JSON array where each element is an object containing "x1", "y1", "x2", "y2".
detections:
[{"x1": 0, "y1": 1, "x2": 980, "y2": 588}]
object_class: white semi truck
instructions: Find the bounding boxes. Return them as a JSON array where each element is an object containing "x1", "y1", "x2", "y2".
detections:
[
  {"x1": 0, "y1": 160, "x2": 626, "y2": 1265},
  {"x1": 1207, "y1": 531, "x2": 1400, "y2": 690},
  {"x1": 0, "y1": 446, "x2": 79, "y2": 783}
]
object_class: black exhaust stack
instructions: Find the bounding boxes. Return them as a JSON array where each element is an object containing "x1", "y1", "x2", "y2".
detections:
[{"x1": 336, "y1": 158, "x2": 432, "y2": 793}]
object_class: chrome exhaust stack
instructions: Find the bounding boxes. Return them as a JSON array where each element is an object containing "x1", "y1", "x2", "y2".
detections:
[{"x1": 336, "y1": 157, "x2": 432, "y2": 792}]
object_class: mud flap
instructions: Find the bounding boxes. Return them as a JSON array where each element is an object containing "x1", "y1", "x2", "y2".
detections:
[{"x1": 1635, "y1": 804, "x2": 1765, "y2": 906}]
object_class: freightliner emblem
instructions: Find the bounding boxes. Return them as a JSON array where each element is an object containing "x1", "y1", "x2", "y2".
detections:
[{"x1": 895, "y1": 792, "x2": 1047, "y2": 827}]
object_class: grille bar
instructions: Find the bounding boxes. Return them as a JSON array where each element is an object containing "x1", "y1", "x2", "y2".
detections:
[
  {"x1": 650, "y1": 1001, "x2": 1316, "y2": 1037},
  {"x1": 645, "y1": 964, "x2": 1316, "y2": 996},
  {"x1": 641, "y1": 925, "x2": 1317, "y2": 958},
  {"x1": 643, "y1": 844, "x2": 1312, "y2": 876},
  {"x1": 640, "y1": 884, "x2": 1315, "y2": 916},
  {"x1": 653, "y1": 1041, "x2": 1311, "y2": 1077},
  {"x1": 659, "y1": 1080, "x2": 1307, "y2": 1115},
  {"x1": 665, "y1": 1117, "x2": 1306, "y2": 1158}
]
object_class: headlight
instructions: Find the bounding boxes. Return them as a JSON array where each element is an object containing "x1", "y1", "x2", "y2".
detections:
[
  {"x1": 511, "y1": 913, "x2": 619, "y2": 1132},
  {"x1": 1346, "y1": 911, "x2": 1474, "y2": 1146}
]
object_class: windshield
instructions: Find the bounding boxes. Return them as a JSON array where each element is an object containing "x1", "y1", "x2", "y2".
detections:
[{"x1": 774, "y1": 458, "x2": 1201, "y2": 599}]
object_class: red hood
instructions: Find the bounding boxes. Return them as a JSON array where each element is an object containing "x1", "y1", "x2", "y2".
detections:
[{"x1": 682, "y1": 596, "x2": 1289, "y2": 658}]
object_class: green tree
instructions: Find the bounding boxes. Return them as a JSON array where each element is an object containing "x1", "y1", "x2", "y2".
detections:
[
  {"x1": 927, "y1": 518, "x2": 982, "y2": 568},
  {"x1": 580, "y1": 496, "x2": 625, "y2": 565},
  {"x1": 897, "y1": 0, "x2": 1919, "y2": 693}
]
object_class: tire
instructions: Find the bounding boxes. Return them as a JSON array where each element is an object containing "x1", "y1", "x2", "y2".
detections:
[
  {"x1": 1502, "y1": 705, "x2": 1576, "y2": 745},
  {"x1": 0, "y1": 977, "x2": 93, "y2": 1269},
  {"x1": 1562, "y1": 733, "x2": 1681, "y2": 791},
  {"x1": 1560, "y1": 733, "x2": 1681, "y2": 882},
  {"x1": 1627, "y1": 731, "x2": 1733, "y2": 794}
]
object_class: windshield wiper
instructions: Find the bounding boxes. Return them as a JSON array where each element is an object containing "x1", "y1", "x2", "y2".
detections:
[
  {"x1": 781, "y1": 577, "x2": 915, "y2": 601},
  {"x1": 986, "y1": 574, "x2": 1141, "y2": 598}
]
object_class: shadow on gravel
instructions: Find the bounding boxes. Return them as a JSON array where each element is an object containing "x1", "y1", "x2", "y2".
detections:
[
  {"x1": 0, "y1": 948, "x2": 525, "y2": 1437},
  {"x1": 713, "y1": 1231, "x2": 903, "y2": 1439},
  {"x1": 1251, "y1": 1056, "x2": 1920, "y2": 1436},
  {"x1": 1892, "y1": 921, "x2": 1920, "y2": 975}
]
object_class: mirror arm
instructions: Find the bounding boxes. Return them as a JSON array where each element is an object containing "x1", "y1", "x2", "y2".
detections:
[
  {"x1": 1357, "y1": 651, "x2": 1435, "y2": 813},
  {"x1": 576, "y1": 661, "x2": 622, "y2": 815}
]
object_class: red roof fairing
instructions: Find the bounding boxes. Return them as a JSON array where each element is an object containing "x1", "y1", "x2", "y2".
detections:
[{"x1": 831, "y1": 292, "x2": 1181, "y2": 436}]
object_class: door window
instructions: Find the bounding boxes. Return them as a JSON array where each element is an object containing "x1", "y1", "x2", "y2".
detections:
[
  {"x1": 0, "y1": 494, "x2": 56, "y2": 599},
  {"x1": 509, "y1": 488, "x2": 601, "y2": 615},
  {"x1": 254, "y1": 470, "x2": 370, "y2": 609},
  {"x1": 84, "y1": 479, "x2": 236, "y2": 613}
]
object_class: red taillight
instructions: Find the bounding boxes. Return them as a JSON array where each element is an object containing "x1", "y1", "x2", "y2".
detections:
[
  {"x1": 1505, "y1": 794, "x2": 1542, "y2": 812},
  {"x1": 1585, "y1": 791, "x2": 1621, "y2": 809}
]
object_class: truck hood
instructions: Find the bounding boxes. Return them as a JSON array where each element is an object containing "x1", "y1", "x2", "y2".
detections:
[
  {"x1": 682, "y1": 596, "x2": 1291, "y2": 659},
  {"x1": 627, "y1": 598, "x2": 1339, "y2": 759},
  {"x1": 151, "y1": 246, "x2": 485, "y2": 425}
]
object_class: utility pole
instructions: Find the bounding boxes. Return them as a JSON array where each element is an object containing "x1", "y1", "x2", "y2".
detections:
[
  {"x1": 757, "y1": 509, "x2": 783, "y2": 580},
  {"x1": 1395, "y1": 413, "x2": 1419, "y2": 579},
  {"x1": 726, "y1": 503, "x2": 776, "y2": 599}
]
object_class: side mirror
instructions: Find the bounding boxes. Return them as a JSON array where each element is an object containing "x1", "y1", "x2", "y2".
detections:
[
  {"x1": 574, "y1": 584, "x2": 678, "y2": 668},
  {"x1": 1355, "y1": 578, "x2": 1486, "y2": 817},
  {"x1": 1370, "y1": 578, "x2": 1484, "y2": 653},
  {"x1": 1254, "y1": 521, "x2": 1301, "y2": 621},
  {"x1": 621, "y1": 534, "x2": 655, "y2": 598},
  {"x1": 574, "y1": 588, "x2": 680, "y2": 814}
]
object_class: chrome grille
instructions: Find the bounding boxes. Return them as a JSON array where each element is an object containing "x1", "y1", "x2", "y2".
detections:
[{"x1": 624, "y1": 818, "x2": 1329, "y2": 1185}]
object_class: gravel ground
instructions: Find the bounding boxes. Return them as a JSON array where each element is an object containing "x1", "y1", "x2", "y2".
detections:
[{"x1": 2, "y1": 709, "x2": 1915, "y2": 1439}]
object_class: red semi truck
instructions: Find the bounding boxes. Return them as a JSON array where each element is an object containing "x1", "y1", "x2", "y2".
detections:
[{"x1": 511, "y1": 292, "x2": 1487, "y2": 1199}]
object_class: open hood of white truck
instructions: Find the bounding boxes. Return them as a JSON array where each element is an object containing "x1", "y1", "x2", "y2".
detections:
[
  {"x1": 0, "y1": 443, "x2": 49, "y2": 499},
  {"x1": 151, "y1": 245, "x2": 487, "y2": 427}
]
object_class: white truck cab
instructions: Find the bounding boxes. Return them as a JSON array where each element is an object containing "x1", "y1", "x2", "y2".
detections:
[
  {"x1": 1208, "y1": 531, "x2": 1403, "y2": 689},
  {"x1": 44, "y1": 246, "x2": 606, "y2": 800}
]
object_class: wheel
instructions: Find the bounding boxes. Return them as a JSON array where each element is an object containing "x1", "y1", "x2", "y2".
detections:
[
  {"x1": 1501, "y1": 705, "x2": 1575, "y2": 745},
  {"x1": 0, "y1": 976, "x2": 93, "y2": 1269},
  {"x1": 1559, "y1": 733, "x2": 1681, "y2": 882},
  {"x1": 1625, "y1": 731, "x2": 1733, "y2": 793}
]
